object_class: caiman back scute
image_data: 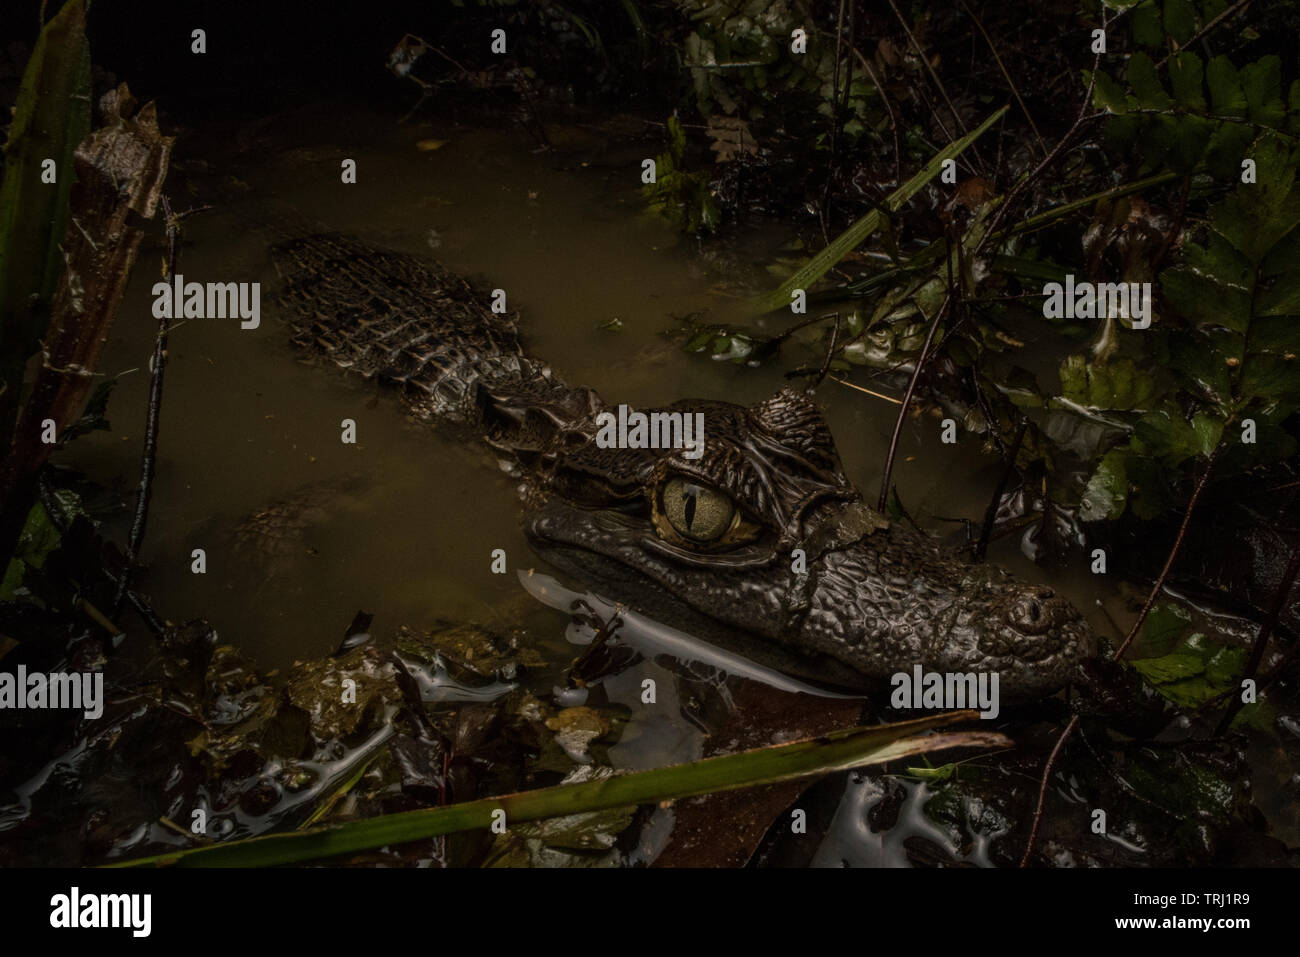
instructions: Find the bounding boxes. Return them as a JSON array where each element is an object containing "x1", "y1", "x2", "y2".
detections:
[{"x1": 271, "y1": 232, "x2": 585, "y2": 439}]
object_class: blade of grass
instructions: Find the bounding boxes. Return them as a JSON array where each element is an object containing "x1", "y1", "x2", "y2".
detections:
[
  {"x1": 753, "y1": 105, "x2": 1008, "y2": 314},
  {"x1": 112, "y1": 711, "x2": 1009, "y2": 867}
]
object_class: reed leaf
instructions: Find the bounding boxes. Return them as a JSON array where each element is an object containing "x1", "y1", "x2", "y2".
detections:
[{"x1": 112, "y1": 711, "x2": 1008, "y2": 867}]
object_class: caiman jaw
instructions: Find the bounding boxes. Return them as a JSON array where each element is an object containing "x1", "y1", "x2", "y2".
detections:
[{"x1": 522, "y1": 390, "x2": 1096, "y2": 698}]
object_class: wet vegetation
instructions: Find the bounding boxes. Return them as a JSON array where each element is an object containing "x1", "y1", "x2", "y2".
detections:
[{"x1": 2, "y1": 0, "x2": 1300, "y2": 868}]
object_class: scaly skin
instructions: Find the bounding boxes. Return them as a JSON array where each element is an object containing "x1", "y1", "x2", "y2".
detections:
[{"x1": 272, "y1": 232, "x2": 1095, "y2": 697}]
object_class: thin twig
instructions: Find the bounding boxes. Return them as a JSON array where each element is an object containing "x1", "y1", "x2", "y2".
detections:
[
  {"x1": 1019, "y1": 713, "x2": 1079, "y2": 866},
  {"x1": 887, "y1": 0, "x2": 967, "y2": 137},
  {"x1": 1112, "y1": 446, "x2": 1221, "y2": 662},
  {"x1": 971, "y1": 41, "x2": 1105, "y2": 267},
  {"x1": 854, "y1": 51, "x2": 902, "y2": 185},
  {"x1": 973, "y1": 418, "x2": 1028, "y2": 561},
  {"x1": 812, "y1": 313, "x2": 842, "y2": 389},
  {"x1": 113, "y1": 197, "x2": 192, "y2": 618},
  {"x1": 820, "y1": 0, "x2": 849, "y2": 242},
  {"x1": 827, "y1": 375, "x2": 903, "y2": 405},
  {"x1": 960, "y1": 0, "x2": 1046, "y2": 157},
  {"x1": 78, "y1": 597, "x2": 122, "y2": 636},
  {"x1": 768, "y1": 310, "x2": 844, "y2": 348},
  {"x1": 876, "y1": 292, "x2": 953, "y2": 512}
]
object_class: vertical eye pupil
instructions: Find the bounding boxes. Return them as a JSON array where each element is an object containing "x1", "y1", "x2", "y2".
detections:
[{"x1": 659, "y1": 478, "x2": 735, "y2": 543}]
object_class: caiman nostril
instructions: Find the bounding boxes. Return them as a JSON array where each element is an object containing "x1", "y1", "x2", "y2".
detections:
[{"x1": 1006, "y1": 590, "x2": 1057, "y2": 635}]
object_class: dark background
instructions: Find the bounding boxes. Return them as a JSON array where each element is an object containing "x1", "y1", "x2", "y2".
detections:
[{"x1": 2, "y1": 0, "x2": 679, "y2": 123}]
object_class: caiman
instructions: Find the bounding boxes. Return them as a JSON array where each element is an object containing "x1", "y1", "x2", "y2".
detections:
[{"x1": 270, "y1": 231, "x2": 1096, "y2": 698}]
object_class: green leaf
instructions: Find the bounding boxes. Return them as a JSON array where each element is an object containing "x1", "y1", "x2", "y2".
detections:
[
  {"x1": 1091, "y1": 70, "x2": 1131, "y2": 114},
  {"x1": 1131, "y1": 3, "x2": 1165, "y2": 47},
  {"x1": 1168, "y1": 52, "x2": 1206, "y2": 111},
  {"x1": 1190, "y1": 413, "x2": 1224, "y2": 457},
  {"x1": 1164, "y1": 327, "x2": 1233, "y2": 407},
  {"x1": 1131, "y1": 617, "x2": 1252, "y2": 710},
  {"x1": 1058, "y1": 356, "x2": 1155, "y2": 411},
  {"x1": 1161, "y1": 240, "x2": 1252, "y2": 334},
  {"x1": 1131, "y1": 652, "x2": 1205, "y2": 684},
  {"x1": 1206, "y1": 55, "x2": 1247, "y2": 117},
  {"x1": 1240, "y1": 55, "x2": 1285, "y2": 128},
  {"x1": 1239, "y1": 354, "x2": 1300, "y2": 403},
  {"x1": 1138, "y1": 602, "x2": 1194, "y2": 656},
  {"x1": 110, "y1": 712, "x2": 1009, "y2": 867},
  {"x1": 1210, "y1": 147, "x2": 1300, "y2": 263},
  {"x1": 1154, "y1": 676, "x2": 1222, "y2": 708},
  {"x1": 1204, "y1": 646, "x2": 1246, "y2": 687},
  {"x1": 1163, "y1": 0, "x2": 1197, "y2": 45},
  {"x1": 0, "y1": 500, "x2": 63, "y2": 601},
  {"x1": 1126, "y1": 454, "x2": 1174, "y2": 519},
  {"x1": 1203, "y1": 122, "x2": 1254, "y2": 178},
  {"x1": 1133, "y1": 408, "x2": 1201, "y2": 465},
  {"x1": 1080, "y1": 449, "x2": 1129, "y2": 521},
  {"x1": 1127, "y1": 53, "x2": 1172, "y2": 110}
]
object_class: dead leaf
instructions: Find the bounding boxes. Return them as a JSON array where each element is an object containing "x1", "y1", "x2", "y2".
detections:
[{"x1": 707, "y1": 116, "x2": 757, "y2": 163}]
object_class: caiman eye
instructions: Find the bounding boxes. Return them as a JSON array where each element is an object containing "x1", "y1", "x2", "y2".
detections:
[{"x1": 660, "y1": 478, "x2": 735, "y2": 543}]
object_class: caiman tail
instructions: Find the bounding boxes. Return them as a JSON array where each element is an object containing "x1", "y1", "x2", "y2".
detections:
[{"x1": 267, "y1": 227, "x2": 602, "y2": 463}]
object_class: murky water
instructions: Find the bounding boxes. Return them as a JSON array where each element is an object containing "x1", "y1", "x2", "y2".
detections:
[{"x1": 51, "y1": 100, "x2": 1135, "y2": 864}]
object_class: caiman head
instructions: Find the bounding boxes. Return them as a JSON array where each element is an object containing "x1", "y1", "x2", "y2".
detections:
[{"x1": 520, "y1": 388, "x2": 1095, "y2": 698}]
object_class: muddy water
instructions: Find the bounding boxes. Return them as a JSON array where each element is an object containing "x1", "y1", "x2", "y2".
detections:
[{"x1": 53, "y1": 101, "x2": 1122, "y2": 863}]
